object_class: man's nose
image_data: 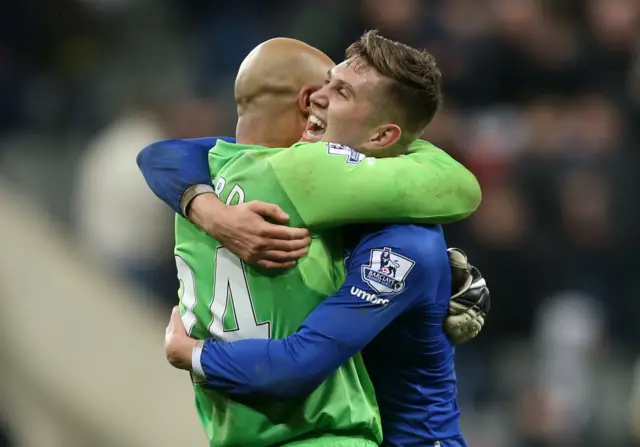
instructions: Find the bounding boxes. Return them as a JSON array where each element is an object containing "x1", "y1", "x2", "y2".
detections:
[{"x1": 310, "y1": 87, "x2": 329, "y2": 109}]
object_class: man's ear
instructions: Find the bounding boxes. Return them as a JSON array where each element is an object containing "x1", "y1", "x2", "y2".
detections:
[
  {"x1": 362, "y1": 124, "x2": 402, "y2": 151},
  {"x1": 298, "y1": 85, "x2": 319, "y2": 117}
]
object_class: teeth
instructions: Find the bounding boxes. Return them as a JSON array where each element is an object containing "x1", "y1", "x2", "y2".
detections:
[{"x1": 309, "y1": 115, "x2": 326, "y2": 129}]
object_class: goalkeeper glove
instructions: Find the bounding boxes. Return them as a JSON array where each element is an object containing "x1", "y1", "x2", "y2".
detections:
[{"x1": 445, "y1": 248, "x2": 490, "y2": 345}]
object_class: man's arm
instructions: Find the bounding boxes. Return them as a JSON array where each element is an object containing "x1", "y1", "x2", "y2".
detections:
[
  {"x1": 255, "y1": 140, "x2": 481, "y2": 229},
  {"x1": 180, "y1": 227, "x2": 444, "y2": 397},
  {"x1": 136, "y1": 137, "x2": 310, "y2": 268},
  {"x1": 136, "y1": 137, "x2": 234, "y2": 215}
]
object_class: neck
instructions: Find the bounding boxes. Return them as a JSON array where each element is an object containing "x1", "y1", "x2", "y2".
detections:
[
  {"x1": 236, "y1": 95, "x2": 302, "y2": 147},
  {"x1": 236, "y1": 113, "x2": 278, "y2": 147},
  {"x1": 359, "y1": 142, "x2": 409, "y2": 158},
  {"x1": 236, "y1": 102, "x2": 297, "y2": 148}
]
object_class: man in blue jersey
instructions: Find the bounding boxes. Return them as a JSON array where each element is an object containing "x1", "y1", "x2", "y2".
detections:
[
  {"x1": 167, "y1": 224, "x2": 465, "y2": 446},
  {"x1": 145, "y1": 33, "x2": 490, "y2": 446}
]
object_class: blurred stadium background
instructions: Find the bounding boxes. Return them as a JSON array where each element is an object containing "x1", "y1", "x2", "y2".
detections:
[{"x1": 1, "y1": 0, "x2": 639, "y2": 446}]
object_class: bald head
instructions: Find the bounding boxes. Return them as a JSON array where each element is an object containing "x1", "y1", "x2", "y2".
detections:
[
  {"x1": 235, "y1": 38, "x2": 334, "y2": 114},
  {"x1": 233, "y1": 38, "x2": 334, "y2": 147}
]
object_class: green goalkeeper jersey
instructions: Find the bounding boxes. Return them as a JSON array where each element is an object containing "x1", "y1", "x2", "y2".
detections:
[{"x1": 174, "y1": 140, "x2": 480, "y2": 446}]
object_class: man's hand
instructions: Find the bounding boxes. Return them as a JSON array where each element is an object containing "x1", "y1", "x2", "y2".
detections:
[
  {"x1": 188, "y1": 193, "x2": 311, "y2": 269},
  {"x1": 444, "y1": 248, "x2": 491, "y2": 345},
  {"x1": 165, "y1": 306, "x2": 197, "y2": 370}
]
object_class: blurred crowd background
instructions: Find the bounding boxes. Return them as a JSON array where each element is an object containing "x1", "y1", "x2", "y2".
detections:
[{"x1": 1, "y1": 0, "x2": 639, "y2": 446}]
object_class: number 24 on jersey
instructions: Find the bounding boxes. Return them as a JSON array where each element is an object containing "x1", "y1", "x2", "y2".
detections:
[{"x1": 176, "y1": 180, "x2": 271, "y2": 341}]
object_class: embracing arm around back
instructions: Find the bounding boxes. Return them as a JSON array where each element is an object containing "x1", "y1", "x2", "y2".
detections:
[
  {"x1": 136, "y1": 137, "x2": 310, "y2": 268},
  {"x1": 136, "y1": 138, "x2": 481, "y2": 267},
  {"x1": 136, "y1": 137, "x2": 234, "y2": 214},
  {"x1": 173, "y1": 226, "x2": 446, "y2": 397},
  {"x1": 263, "y1": 140, "x2": 481, "y2": 229},
  {"x1": 137, "y1": 138, "x2": 481, "y2": 230}
]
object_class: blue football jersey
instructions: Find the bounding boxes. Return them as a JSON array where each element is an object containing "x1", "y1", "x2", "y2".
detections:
[
  {"x1": 195, "y1": 224, "x2": 466, "y2": 446},
  {"x1": 344, "y1": 224, "x2": 465, "y2": 446}
]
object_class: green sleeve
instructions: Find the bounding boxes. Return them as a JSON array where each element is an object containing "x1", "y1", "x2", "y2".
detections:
[{"x1": 267, "y1": 140, "x2": 481, "y2": 229}]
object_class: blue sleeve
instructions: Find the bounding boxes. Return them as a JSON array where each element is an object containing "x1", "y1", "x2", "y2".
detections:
[
  {"x1": 194, "y1": 226, "x2": 443, "y2": 397},
  {"x1": 136, "y1": 136, "x2": 236, "y2": 215}
]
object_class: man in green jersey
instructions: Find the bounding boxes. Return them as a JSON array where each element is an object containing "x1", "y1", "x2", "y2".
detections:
[{"x1": 141, "y1": 35, "x2": 485, "y2": 447}]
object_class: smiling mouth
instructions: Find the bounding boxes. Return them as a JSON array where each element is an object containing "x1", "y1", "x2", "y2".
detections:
[{"x1": 303, "y1": 114, "x2": 327, "y2": 142}]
